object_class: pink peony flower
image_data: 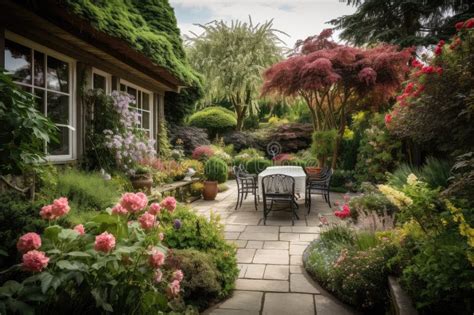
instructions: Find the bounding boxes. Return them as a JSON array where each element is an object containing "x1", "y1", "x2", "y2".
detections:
[
  {"x1": 74, "y1": 224, "x2": 85, "y2": 235},
  {"x1": 148, "y1": 203, "x2": 161, "y2": 215},
  {"x1": 154, "y1": 269, "x2": 163, "y2": 283},
  {"x1": 22, "y1": 250, "x2": 49, "y2": 272},
  {"x1": 39, "y1": 205, "x2": 55, "y2": 220},
  {"x1": 160, "y1": 196, "x2": 177, "y2": 212},
  {"x1": 112, "y1": 203, "x2": 128, "y2": 215},
  {"x1": 94, "y1": 232, "x2": 116, "y2": 253},
  {"x1": 149, "y1": 249, "x2": 165, "y2": 268},
  {"x1": 120, "y1": 192, "x2": 148, "y2": 213},
  {"x1": 17, "y1": 232, "x2": 41, "y2": 253},
  {"x1": 51, "y1": 197, "x2": 70, "y2": 218},
  {"x1": 173, "y1": 270, "x2": 184, "y2": 282},
  {"x1": 168, "y1": 280, "x2": 181, "y2": 296},
  {"x1": 139, "y1": 212, "x2": 156, "y2": 230}
]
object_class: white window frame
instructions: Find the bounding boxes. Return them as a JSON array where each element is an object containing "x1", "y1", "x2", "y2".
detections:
[
  {"x1": 5, "y1": 30, "x2": 76, "y2": 162},
  {"x1": 119, "y1": 79, "x2": 154, "y2": 139},
  {"x1": 91, "y1": 68, "x2": 111, "y2": 94}
]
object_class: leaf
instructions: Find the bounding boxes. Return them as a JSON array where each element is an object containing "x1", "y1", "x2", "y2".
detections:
[
  {"x1": 91, "y1": 288, "x2": 114, "y2": 312},
  {"x1": 66, "y1": 251, "x2": 91, "y2": 258},
  {"x1": 40, "y1": 272, "x2": 54, "y2": 294},
  {"x1": 0, "y1": 249, "x2": 8, "y2": 257},
  {"x1": 56, "y1": 260, "x2": 80, "y2": 271},
  {"x1": 7, "y1": 299, "x2": 34, "y2": 315},
  {"x1": 43, "y1": 225, "x2": 62, "y2": 242},
  {"x1": 58, "y1": 229, "x2": 79, "y2": 241}
]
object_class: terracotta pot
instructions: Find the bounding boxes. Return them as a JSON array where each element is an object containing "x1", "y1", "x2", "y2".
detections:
[
  {"x1": 305, "y1": 167, "x2": 321, "y2": 175},
  {"x1": 130, "y1": 174, "x2": 153, "y2": 194},
  {"x1": 202, "y1": 181, "x2": 218, "y2": 200}
]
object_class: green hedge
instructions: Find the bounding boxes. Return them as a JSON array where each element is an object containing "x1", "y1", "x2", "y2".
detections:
[
  {"x1": 188, "y1": 107, "x2": 237, "y2": 136},
  {"x1": 245, "y1": 158, "x2": 272, "y2": 174},
  {"x1": 205, "y1": 157, "x2": 228, "y2": 183}
]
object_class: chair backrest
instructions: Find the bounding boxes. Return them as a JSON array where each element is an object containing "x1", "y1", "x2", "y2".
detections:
[{"x1": 262, "y1": 174, "x2": 295, "y2": 197}]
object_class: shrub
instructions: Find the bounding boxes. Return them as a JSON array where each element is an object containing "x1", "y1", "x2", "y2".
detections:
[
  {"x1": 168, "y1": 126, "x2": 210, "y2": 156},
  {"x1": 161, "y1": 207, "x2": 238, "y2": 298},
  {"x1": 311, "y1": 129, "x2": 337, "y2": 167},
  {"x1": 192, "y1": 145, "x2": 215, "y2": 161},
  {"x1": 0, "y1": 192, "x2": 47, "y2": 269},
  {"x1": 245, "y1": 158, "x2": 272, "y2": 175},
  {"x1": 223, "y1": 131, "x2": 257, "y2": 152},
  {"x1": 167, "y1": 249, "x2": 221, "y2": 310},
  {"x1": 45, "y1": 169, "x2": 122, "y2": 212},
  {"x1": 190, "y1": 182, "x2": 204, "y2": 196},
  {"x1": 243, "y1": 115, "x2": 260, "y2": 130},
  {"x1": 0, "y1": 71, "x2": 57, "y2": 175},
  {"x1": 204, "y1": 157, "x2": 228, "y2": 183},
  {"x1": 188, "y1": 106, "x2": 237, "y2": 137},
  {"x1": 269, "y1": 123, "x2": 313, "y2": 153},
  {"x1": 349, "y1": 188, "x2": 398, "y2": 223},
  {"x1": 331, "y1": 170, "x2": 356, "y2": 192}
]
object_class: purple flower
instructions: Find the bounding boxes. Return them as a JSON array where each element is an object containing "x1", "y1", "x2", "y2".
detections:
[{"x1": 173, "y1": 219, "x2": 182, "y2": 230}]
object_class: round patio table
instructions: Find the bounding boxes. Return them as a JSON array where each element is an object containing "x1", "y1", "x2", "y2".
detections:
[{"x1": 257, "y1": 165, "x2": 307, "y2": 197}]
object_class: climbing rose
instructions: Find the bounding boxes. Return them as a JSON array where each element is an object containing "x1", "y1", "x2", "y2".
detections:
[
  {"x1": 148, "y1": 203, "x2": 161, "y2": 215},
  {"x1": 161, "y1": 196, "x2": 177, "y2": 212},
  {"x1": 120, "y1": 192, "x2": 148, "y2": 213},
  {"x1": 17, "y1": 232, "x2": 41, "y2": 253},
  {"x1": 74, "y1": 224, "x2": 85, "y2": 235},
  {"x1": 51, "y1": 197, "x2": 70, "y2": 217},
  {"x1": 173, "y1": 270, "x2": 184, "y2": 282},
  {"x1": 385, "y1": 114, "x2": 392, "y2": 125},
  {"x1": 154, "y1": 269, "x2": 163, "y2": 283},
  {"x1": 112, "y1": 203, "x2": 128, "y2": 215},
  {"x1": 168, "y1": 280, "x2": 181, "y2": 296},
  {"x1": 22, "y1": 250, "x2": 49, "y2": 272},
  {"x1": 94, "y1": 232, "x2": 116, "y2": 253},
  {"x1": 139, "y1": 212, "x2": 156, "y2": 230},
  {"x1": 149, "y1": 249, "x2": 165, "y2": 268},
  {"x1": 39, "y1": 205, "x2": 55, "y2": 220}
]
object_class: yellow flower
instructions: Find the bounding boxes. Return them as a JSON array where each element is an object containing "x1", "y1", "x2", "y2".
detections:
[
  {"x1": 407, "y1": 173, "x2": 419, "y2": 186},
  {"x1": 377, "y1": 184, "x2": 413, "y2": 208}
]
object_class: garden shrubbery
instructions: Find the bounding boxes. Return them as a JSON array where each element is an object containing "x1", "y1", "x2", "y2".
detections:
[
  {"x1": 245, "y1": 158, "x2": 272, "y2": 175},
  {"x1": 204, "y1": 157, "x2": 228, "y2": 183},
  {"x1": 188, "y1": 106, "x2": 237, "y2": 137}
]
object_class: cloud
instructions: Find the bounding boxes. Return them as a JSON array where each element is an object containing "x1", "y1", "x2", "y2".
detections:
[{"x1": 170, "y1": 0, "x2": 357, "y2": 47}]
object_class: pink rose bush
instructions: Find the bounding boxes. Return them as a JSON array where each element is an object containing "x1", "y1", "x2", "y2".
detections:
[{"x1": 0, "y1": 192, "x2": 195, "y2": 313}]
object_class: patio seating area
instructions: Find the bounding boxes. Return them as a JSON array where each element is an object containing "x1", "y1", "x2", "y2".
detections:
[{"x1": 192, "y1": 180, "x2": 356, "y2": 315}]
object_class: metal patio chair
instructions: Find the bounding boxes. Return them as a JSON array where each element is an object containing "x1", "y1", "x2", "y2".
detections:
[
  {"x1": 305, "y1": 168, "x2": 333, "y2": 214},
  {"x1": 233, "y1": 165, "x2": 258, "y2": 210},
  {"x1": 262, "y1": 174, "x2": 298, "y2": 225}
]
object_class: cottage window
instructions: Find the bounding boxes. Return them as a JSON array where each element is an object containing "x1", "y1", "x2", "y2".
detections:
[
  {"x1": 92, "y1": 68, "x2": 111, "y2": 93},
  {"x1": 119, "y1": 81, "x2": 153, "y2": 138},
  {"x1": 4, "y1": 32, "x2": 75, "y2": 161}
]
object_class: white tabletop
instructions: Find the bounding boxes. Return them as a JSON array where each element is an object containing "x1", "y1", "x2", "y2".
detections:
[{"x1": 258, "y1": 166, "x2": 307, "y2": 195}]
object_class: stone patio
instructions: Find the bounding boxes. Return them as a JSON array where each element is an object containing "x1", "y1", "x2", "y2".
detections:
[{"x1": 191, "y1": 181, "x2": 357, "y2": 315}]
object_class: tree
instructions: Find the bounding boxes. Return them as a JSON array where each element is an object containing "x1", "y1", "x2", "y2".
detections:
[
  {"x1": 330, "y1": 0, "x2": 474, "y2": 48},
  {"x1": 262, "y1": 29, "x2": 411, "y2": 168},
  {"x1": 186, "y1": 18, "x2": 284, "y2": 130}
]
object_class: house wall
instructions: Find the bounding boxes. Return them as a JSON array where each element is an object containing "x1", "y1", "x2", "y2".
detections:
[{"x1": 1, "y1": 24, "x2": 168, "y2": 163}]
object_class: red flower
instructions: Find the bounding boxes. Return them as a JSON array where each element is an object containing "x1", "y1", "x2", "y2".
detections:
[
  {"x1": 334, "y1": 204, "x2": 351, "y2": 219},
  {"x1": 466, "y1": 19, "x2": 474, "y2": 29},
  {"x1": 421, "y1": 66, "x2": 435, "y2": 74},
  {"x1": 434, "y1": 46, "x2": 442, "y2": 56},
  {"x1": 411, "y1": 59, "x2": 423, "y2": 69},
  {"x1": 436, "y1": 67, "x2": 443, "y2": 75},
  {"x1": 413, "y1": 84, "x2": 425, "y2": 97},
  {"x1": 455, "y1": 21, "x2": 465, "y2": 31},
  {"x1": 404, "y1": 82, "x2": 415, "y2": 94},
  {"x1": 385, "y1": 114, "x2": 392, "y2": 125}
]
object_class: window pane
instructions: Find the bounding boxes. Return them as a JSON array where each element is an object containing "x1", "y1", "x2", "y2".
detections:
[
  {"x1": 48, "y1": 126, "x2": 69, "y2": 155},
  {"x1": 93, "y1": 73, "x2": 106, "y2": 91},
  {"x1": 127, "y1": 86, "x2": 137, "y2": 101},
  {"x1": 47, "y1": 92, "x2": 69, "y2": 124},
  {"x1": 120, "y1": 84, "x2": 126, "y2": 91},
  {"x1": 34, "y1": 89, "x2": 45, "y2": 114},
  {"x1": 47, "y1": 56, "x2": 69, "y2": 92},
  {"x1": 142, "y1": 93, "x2": 150, "y2": 110},
  {"x1": 34, "y1": 51, "x2": 45, "y2": 87},
  {"x1": 5, "y1": 39, "x2": 31, "y2": 84},
  {"x1": 142, "y1": 111, "x2": 150, "y2": 129}
]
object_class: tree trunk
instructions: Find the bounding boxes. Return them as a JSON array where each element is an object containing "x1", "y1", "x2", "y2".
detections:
[
  {"x1": 235, "y1": 105, "x2": 247, "y2": 131},
  {"x1": 331, "y1": 119, "x2": 346, "y2": 170}
]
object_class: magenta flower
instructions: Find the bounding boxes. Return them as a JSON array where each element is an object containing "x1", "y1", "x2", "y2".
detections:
[{"x1": 17, "y1": 232, "x2": 41, "y2": 253}]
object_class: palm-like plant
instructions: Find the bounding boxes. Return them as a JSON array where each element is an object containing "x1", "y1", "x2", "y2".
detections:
[{"x1": 186, "y1": 18, "x2": 285, "y2": 130}]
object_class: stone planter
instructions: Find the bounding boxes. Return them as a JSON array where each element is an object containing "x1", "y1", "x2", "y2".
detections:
[
  {"x1": 388, "y1": 276, "x2": 418, "y2": 315},
  {"x1": 202, "y1": 181, "x2": 218, "y2": 200},
  {"x1": 130, "y1": 174, "x2": 153, "y2": 194}
]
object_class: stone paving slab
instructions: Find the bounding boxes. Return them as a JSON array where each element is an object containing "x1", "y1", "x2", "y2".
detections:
[
  {"x1": 263, "y1": 241, "x2": 289, "y2": 249},
  {"x1": 244, "y1": 225, "x2": 279, "y2": 233},
  {"x1": 314, "y1": 294, "x2": 355, "y2": 315},
  {"x1": 237, "y1": 249, "x2": 256, "y2": 263},
  {"x1": 246, "y1": 240, "x2": 264, "y2": 249},
  {"x1": 235, "y1": 279, "x2": 289, "y2": 292},
  {"x1": 290, "y1": 274, "x2": 320, "y2": 294},
  {"x1": 244, "y1": 264, "x2": 265, "y2": 279},
  {"x1": 239, "y1": 232, "x2": 279, "y2": 241},
  {"x1": 219, "y1": 291, "x2": 263, "y2": 311},
  {"x1": 262, "y1": 293, "x2": 315, "y2": 315},
  {"x1": 225, "y1": 225, "x2": 247, "y2": 232},
  {"x1": 253, "y1": 249, "x2": 289, "y2": 264},
  {"x1": 264, "y1": 265, "x2": 289, "y2": 280},
  {"x1": 210, "y1": 309, "x2": 259, "y2": 315}
]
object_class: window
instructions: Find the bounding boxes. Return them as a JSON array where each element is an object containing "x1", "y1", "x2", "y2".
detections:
[
  {"x1": 119, "y1": 80, "x2": 153, "y2": 138},
  {"x1": 92, "y1": 68, "x2": 111, "y2": 93},
  {"x1": 4, "y1": 32, "x2": 75, "y2": 160}
]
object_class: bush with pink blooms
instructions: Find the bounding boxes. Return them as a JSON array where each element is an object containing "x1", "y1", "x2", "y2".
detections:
[
  {"x1": 192, "y1": 145, "x2": 215, "y2": 161},
  {"x1": 0, "y1": 194, "x2": 203, "y2": 314}
]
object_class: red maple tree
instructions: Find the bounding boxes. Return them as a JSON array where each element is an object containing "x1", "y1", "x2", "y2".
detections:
[{"x1": 262, "y1": 29, "x2": 412, "y2": 167}]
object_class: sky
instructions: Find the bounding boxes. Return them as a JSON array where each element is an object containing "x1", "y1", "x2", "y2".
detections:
[{"x1": 169, "y1": 0, "x2": 357, "y2": 48}]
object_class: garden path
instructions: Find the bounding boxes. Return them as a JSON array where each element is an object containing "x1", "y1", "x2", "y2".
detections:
[{"x1": 191, "y1": 181, "x2": 357, "y2": 315}]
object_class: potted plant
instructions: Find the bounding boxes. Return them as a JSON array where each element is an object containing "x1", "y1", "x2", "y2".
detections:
[
  {"x1": 203, "y1": 157, "x2": 228, "y2": 200},
  {"x1": 130, "y1": 165, "x2": 153, "y2": 193}
]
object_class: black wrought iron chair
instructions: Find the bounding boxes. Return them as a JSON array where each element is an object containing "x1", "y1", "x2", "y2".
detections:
[
  {"x1": 305, "y1": 168, "x2": 333, "y2": 214},
  {"x1": 233, "y1": 165, "x2": 258, "y2": 210},
  {"x1": 262, "y1": 174, "x2": 298, "y2": 225}
]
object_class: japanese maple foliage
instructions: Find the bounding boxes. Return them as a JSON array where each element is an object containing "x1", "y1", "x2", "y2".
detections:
[{"x1": 262, "y1": 29, "x2": 411, "y2": 167}]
